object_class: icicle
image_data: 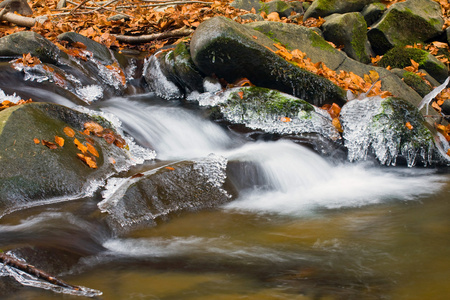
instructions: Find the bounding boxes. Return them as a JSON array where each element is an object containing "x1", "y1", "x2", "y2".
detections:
[{"x1": 418, "y1": 76, "x2": 450, "y2": 115}]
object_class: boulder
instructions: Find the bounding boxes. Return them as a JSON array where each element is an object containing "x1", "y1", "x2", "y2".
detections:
[
  {"x1": 239, "y1": 13, "x2": 264, "y2": 21},
  {"x1": 367, "y1": 0, "x2": 444, "y2": 55},
  {"x1": 172, "y1": 42, "x2": 205, "y2": 93},
  {"x1": 303, "y1": 0, "x2": 377, "y2": 20},
  {"x1": 378, "y1": 46, "x2": 448, "y2": 83},
  {"x1": 57, "y1": 32, "x2": 114, "y2": 65},
  {"x1": 98, "y1": 154, "x2": 231, "y2": 233},
  {"x1": 190, "y1": 16, "x2": 347, "y2": 106},
  {"x1": 246, "y1": 21, "x2": 423, "y2": 106},
  {"x1": 361, "y1": 2, "x2": 386, "y2": 26},
  {"x1": 340, "y1": 96, "x2": 446, "y2": 167},
  {"x1": 0, "y1": 0, "x2": 33, "y2": 15},
  {"x1": 0, "y1": 31, "x2": 64, "y2": 64},
  {"x1": 259, "y1": 0, "x2": 294, "y2": 18},
  {"x1": 390, "y1": 68, "x2": 433, "y2": 97},
  {"x1": 0, "y1": 102, "x2": 137, "y2": 215},
  {"x1": 322, "y1": 12, "x2": 372, "y2": 63},
  {"x1": 198, "y1": 86, "x2": 342, "y2": 151},
  {"x1": 230, "y1": 0, "x2": 261, "y2": 11}
]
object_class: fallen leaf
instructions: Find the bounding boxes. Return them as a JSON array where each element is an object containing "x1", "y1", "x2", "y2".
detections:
[
  {"x1": 131, "y1": 173, "x2": 144, "y2": 178},
  {"x1": 33, "y1": 138, "x2": 40, "y2": 144},
  {"x1": 86, "y1": 142, "x2": 99, "y2": 157},
  {"x1": 280, "y1": 117, "x2": 291, "y2": 122},
  {"x1": 238, "y1": 91, "x2": 244, "y2": 99},
  {"x1": 405, "y1": 122, "x2": 413, "y2": 130},
  {"x1": 63, "y1": 126, "x2": 75, "y2": 137},
  {"x1": 77, "y1": 153, "x2": 97, "y2": 169},
  {"x1": 42, "y1": 139, "x2": 57, "y2": 149},
  {"x1": 165, "y1": 166, "x2": 175, "y2": 170},
  {"x1": 54, "y1": 136, "x2": 64, "y2": 147},
  {"x1": 332, "y1": 118, "x2": 343, "y2": 133},
  {"x1": 74, "y1": 138, "x2": 88, "y2": 153},
  {"x1": 84, "y1": 122, "x2": 104, "y2": 135}
]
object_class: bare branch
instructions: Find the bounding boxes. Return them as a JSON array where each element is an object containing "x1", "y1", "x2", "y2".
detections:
[
  {"x1": 0, "y1": 11, "x2": 47, "y2": 27},
  {"x1": 113, "y1": 26, "x2": 193, "y2": 44}
]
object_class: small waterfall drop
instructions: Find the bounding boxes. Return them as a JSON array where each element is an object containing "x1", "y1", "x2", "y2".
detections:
[
  {"x1": 224, "y1": 140, "x2": 446, "y2": 215},
  {"x1": 97, "y1": 96, "x2": 234, "y2": 160}
]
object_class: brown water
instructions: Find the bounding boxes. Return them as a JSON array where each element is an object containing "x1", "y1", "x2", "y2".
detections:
[{"x1": 1, "y1": 172, "x2": 450, "y2": 300}]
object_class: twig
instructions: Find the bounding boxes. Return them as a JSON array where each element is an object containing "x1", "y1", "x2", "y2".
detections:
[
  {"x1": 0, "y1": 7, "x2": 8, "y2": 19},
  {"x1": 113, "y1": 26, "x2": 193, "y2": 44},
  {"x1": 92, "y1": 0, "x2": 120, "y2": 11},
  {"x1": 70, "y1": 0, "x2": 89, "y2": 14},
  {"x1": 0, "y1": 252, "x2": 78, "y2": 290},
  {"x1": 116, "y1": 0, "x2": 213, "y2": 7}
]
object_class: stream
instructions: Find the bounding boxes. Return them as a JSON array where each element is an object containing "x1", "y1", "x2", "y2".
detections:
[{"x1": 1, "y1": 68, "x2": 450, "y2": 300}]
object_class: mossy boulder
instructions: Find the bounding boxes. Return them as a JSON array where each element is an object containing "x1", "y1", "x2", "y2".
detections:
[
  {"x1": 379, "y1": 46, "x2": 448, "y2": 83},
  {"x1": 200, "y1": 86, "x2": 341, "y2": 142},
  {"x1": 0, "y1": 31, "x2": 64, "y2": 64},
  {"x1": 390, "y1": 68, "x2": 433, "y2": 97},
  {"x1": 367, "y1": 0, "x2": 443, "y2": 55},
  {"x1": 259, "y1": 0, "x2": 294, "y2": 18},
  {"x1": 340, "y1": 96, "x2": 444, "y2": 166},
  {"x1": 191, "y1": 16, "x2": 346, "y2": 106},
  {"x1": 57, "y1": 32, "x2": 114, "y2": 65},
  {"x1": 0, "y1": 102, "x2": 133, "y2": 215},
  {"x1": 322, "y1": 12, "x2": 372, "y2": 63},
  {"x1": 245, "y1": 21, "x2": 424, "y2": 106},
  {"x1": 361, "y1": 2, "x2": 387, "y2": 26},
  {"x1": 172, "y1": 42, "x2": 205, "y2": 93},
  {"x1": 303, "y1": 0, "x2": 377, "y2": 20},
  {"x1": 98, "y1": 154, "x2": 231, "y2": 233}
]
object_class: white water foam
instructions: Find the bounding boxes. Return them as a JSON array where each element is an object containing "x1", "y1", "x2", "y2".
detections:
[{"x1": 223, "y1": 140, "x2": 448, "y2": 215}]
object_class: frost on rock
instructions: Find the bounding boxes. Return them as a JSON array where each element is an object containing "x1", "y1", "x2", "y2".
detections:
[
  {"x1": 0, "y1": 89, "x2": 23, "y2": 103},
  {"x1": 197, "y1": 87, "x2": 341, "y2": 141},
  {"x1": 98, "y1": 155, "x2": 230, "y2": 233},
  {"x1": 340, "y1": 96, "x2": 438, "y2": 167},
  {"x1": 76, "y1": 85, "x2": 103, "y2": 103},
  {"x1": 143, "y1": 51, "x2": 183, "y2": 100}
]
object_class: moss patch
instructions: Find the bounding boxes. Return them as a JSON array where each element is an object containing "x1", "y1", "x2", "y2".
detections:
[{"x1": 379, "y1": 46, "x2": 427, "y2": 69}]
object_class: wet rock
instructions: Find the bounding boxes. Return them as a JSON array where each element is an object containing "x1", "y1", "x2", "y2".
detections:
[
  {"x1": 57, "y1": 32, "x2": 114, "y2": 65},
  {"x1": 322, "y1": 12, "x2": 372, "y2": 64},
  {"x1": 172, "y1": 42, "x2": 205, "y2": 93},
  {"x1": 0, "y1": 102, "x2": 135, "y2": 215},
  {"x1": 367, "y1": 0, "x2": 444, "y2": 55},
  {"x1": 303, "y1": 0, "x2": 376, "y2": 20},
  {"x1": 378, "y1": 46, "x2": 448, "y2": 83},
  {"x1": 246, "y1": 21, "x2": 423, "y2": 106},
  {"x1": 199, "y1": 86, "x2": 341, "y2": 144},
  {"x1": 0, "y1": 31, "x2": 64, "y2": 64},
  {"x1": 190, "y1": 16, "x2": 346, "y2": 106},
  {"x1": 340, "y1": 96, "x2": 446, "y2": 167},
  {"x1": 361, "y1": 2, "x2": 386, "y2": 26},
  {"x1": 98, "y1": 154, "x2": 231, "y2": 233}
]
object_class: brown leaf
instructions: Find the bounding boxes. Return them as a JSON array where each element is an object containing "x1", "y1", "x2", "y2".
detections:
[
  {"x1": 42, "y1": 139, "x2": 57, "y2": 149},
  {"x1": 84, "y1": 122, "x2": 104, "y2": 135}
]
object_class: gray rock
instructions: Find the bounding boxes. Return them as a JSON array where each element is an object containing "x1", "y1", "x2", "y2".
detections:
[
  {"x1": 0, "y1": 102, "x2": 133, "y2": 215},
  {"x1": 259, "y1": 0, "x2": 294, "y2": 18},
  {"x1": 367, "y1": 0, "x2": 444, "y2": 55},
  {"x1": 390, "y1": 68, "x2": 433, "y2": 97},
  {"x1": 322, "y1": 12, "x2": 372, "y2": 63},
  {"x1": 0, "y1": 31, "x2": 63, "y2": 64},
  {"x1": 246, "y1": 21, "x2": 424, "y2": 106},
  {"x1": 230, "y1": 0, "x2": 261, "y2": 12},
  {"x1": 361, "y1": 2, "x2": 386, "y2": 26},
  {"x1": 304, "y1": 0, "x2": 376, "y2": 20},
  {"x1": 172, "y1": 42, "x2": 205, "y2": 93},
  {"x1": 340, "y1": 96, "x2": 445, "y2": 167},
  {"x1": 58, "y1": 31, "x2": 114, "y2": 65},
  {"x1": 0, "y1": 0, "x2": 33, "y2": 15},
  {"x1": 190, "y1": 16, "x2": 347, "y2": 106},
  {"x1": 239, "y1": 13, "x2": 264, "y2": 21},
  {"x1": 98, "y1": 154, "x2": 231, "y2": 233}
]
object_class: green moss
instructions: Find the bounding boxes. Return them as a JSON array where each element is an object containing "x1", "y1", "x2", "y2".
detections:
[
  {"x1": 309, "y1": 31, "x2": 335, "y2": 53},
  {"x1": 402, "y1": 71, "x2": 433, "y2": 97},
  {"x1": 349, "y1": 14, "x2": 370, "y2": 63},
  {"x1": 315, "y1": 0, "x2": 338, "y2": 12},
  {"x1": 379, "y1": 46, "x2": 427, "y2": 69}
]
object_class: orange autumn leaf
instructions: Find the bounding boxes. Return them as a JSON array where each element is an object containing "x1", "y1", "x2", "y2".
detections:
[
  {"x1": 74, "y1": 138, "x2": 88, "y2": 153},
  {"x1": 86, "y1": 142, "x2": 99, "y2": 157},
  {"x1": 33, "y1": 138, "x2": 40, "y2": 144},
  {"x1": 165, "y1": 166, "x2": 175, "y2": 170},
  {"x1": 280, "y1": 117, "x2": 291, "y2": 122},
  {"x1": 54, "y1": 135, "x2": 64, "y2": 147},
  {"x1": 84, "y1": 122, "x2": 104, "y2": 135},
  {"x1": 63, "y1": 126, "x2": 75, "y2": 137},
  {"x1": 238, "y1": 91, "x2": 244, "y2": 99},
  {"x1": 332, "y1": 118, "x2": 343, "y2": 133},
  {"x1": 42, "y1": 139, "x2": 57, "y2": 149},
  {"x1": 405, "y1": 122, "x2": 413, "y2": 130},
  {"x1": 77, "y1": 153, "x2": 98, "y2": 169}
]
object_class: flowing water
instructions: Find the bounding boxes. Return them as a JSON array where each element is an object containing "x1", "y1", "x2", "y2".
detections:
[{"x1": 1, "y1": 91, "x2": 450, "y2": 300}]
